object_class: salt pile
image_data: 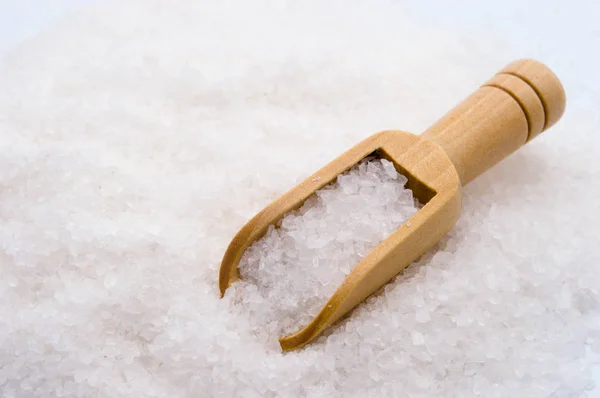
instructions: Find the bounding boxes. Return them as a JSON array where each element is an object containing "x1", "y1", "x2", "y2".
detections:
[
  {"x1": 1, "y1": 0, "x2": 599, "y2": 397},
  {"x1": 235, "y1": 158, "x2": 419, "y2": 338}
]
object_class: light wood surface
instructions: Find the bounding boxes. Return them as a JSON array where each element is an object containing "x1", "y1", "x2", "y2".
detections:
[
  {"x1": 422, "y1": 59, "x2": 566, "y2": 185},
  {"x1": 218, "y1": 59, "x2": 566, "y2": 351}
]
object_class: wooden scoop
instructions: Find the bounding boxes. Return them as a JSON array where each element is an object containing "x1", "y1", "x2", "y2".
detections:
[{"x1": 218, "y1": 59, "x2": 566, "y2": 351}]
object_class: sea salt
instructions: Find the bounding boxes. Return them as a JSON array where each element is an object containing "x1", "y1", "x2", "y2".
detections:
[
  {"x1": 235, "y1": 158, "x2": 419, "y2": 336},
  {"x1": 1, "y1": 0, "x2": 598, "y2": 397}
]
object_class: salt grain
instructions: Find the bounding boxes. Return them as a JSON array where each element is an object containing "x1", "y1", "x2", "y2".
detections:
[
  {"x1": 412, "y1": 331, "x2": 425, "y2": 346},
  {"x1": 416, "y1": 308, "x2": 431, "y2": 323}
]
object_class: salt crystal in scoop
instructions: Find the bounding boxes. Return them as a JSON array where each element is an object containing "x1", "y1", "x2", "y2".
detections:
[{"x1": 236, "y1": 158, "x2": 419, "y2": 339}]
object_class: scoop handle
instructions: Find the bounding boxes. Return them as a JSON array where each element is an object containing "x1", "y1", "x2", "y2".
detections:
[{"x1": 420, "y1": 59, "x2": 566, "y2": 185}]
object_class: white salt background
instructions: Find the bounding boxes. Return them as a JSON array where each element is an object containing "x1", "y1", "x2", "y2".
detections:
[{"x1": 1, "y1": 0, "x2": 600, "y2": 397}]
